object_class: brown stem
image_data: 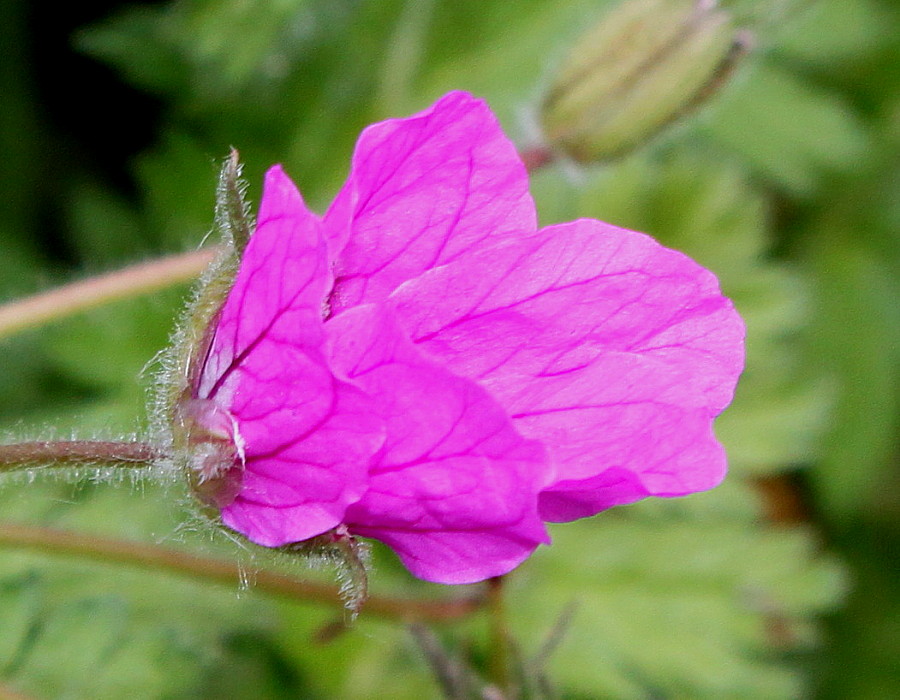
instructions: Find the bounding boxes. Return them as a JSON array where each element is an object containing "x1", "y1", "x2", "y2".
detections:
[
  {"x1": 0, "y1": 247, "x2": 217, "y2": 339},
  {"x1": 520, "y1": 145, "x2": 556, "y2": 172},
  {"x1": 0, "y1": 441, "x2": 162, "y2": 472},
  {"x1": 0, "y1": 522, "x2": 485, "y2": 622}
]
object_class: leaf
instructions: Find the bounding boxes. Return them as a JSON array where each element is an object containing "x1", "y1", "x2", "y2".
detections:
[
  {"x1": 0, "y1": 572, "x2": 41, "y2": 675},
  {"x1": 508, "y1": 482, "x2": 847, "y2": 698},
  {"x1": 804, "y1": 227, "x2": 899, "y2": 520},
  {"x1": 65, "y1": 179, "x2": 147, "y2": 264},
  {"x1": 273, "y1": 602, "x2": 440, "y2": 700},
  {"x1": 770, "y1": 0, "x2": 893, "y2": 65},
  {"x1": 699, "y1": 61, "x2": 869, "y2": 194},
  {"x1": 0, "y1": 477, "x2": 317, "y2": 699},
  {"x1": 0, "y1": 2, "x2": 43, "y2": 248},
  {"x1": 417, "y1": 0, "x2": 601, "y2": 127},
  {"x1": 74, "y1": 5, "x2": 190, "y2": 97},
  {"x1": 134, "y1": 130, "x2": 220, "y2": 250}
]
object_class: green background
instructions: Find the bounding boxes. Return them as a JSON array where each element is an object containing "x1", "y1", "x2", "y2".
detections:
[{"x1": 0, "y1": 0, "x2": 897, "y2": 697}]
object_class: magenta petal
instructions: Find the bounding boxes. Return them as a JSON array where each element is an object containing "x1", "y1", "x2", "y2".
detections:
[
  {"x1": 323, "y1": 91, "x2": 536, "y2": 314},
  {"x1": 199, "y1": 165, "x2": 330, "y2": 401},
  {"x1": 221, "y1": 381, "x2": 384, "y2": 546},
  {"x1": 353, "y1": 528, "x2": 548, "y2": 586},
  {"x1": 390, "y1": 218, "x2": 744, "y2": 519},
  {"x1": 537, "y1": 407, "x2": 725, "y2": 522},
  {"x1": 325, "y1": 304, "x2": 551, "y2": 584},
  {"x1": 523, "y1": 366, "x2": 728, "y2": 521},
  {"x1": 199, "y1": 166, "x2": 383, "y2": 546}
]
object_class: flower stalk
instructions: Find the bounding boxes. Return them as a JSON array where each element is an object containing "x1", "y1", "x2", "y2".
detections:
[
  {"x1": 0, "y1": 522, "x2": 485, "y2": 622},
  {"x1": 0, "y1": 440, "x2": 161, "y2": 473},
  {"x1": 0, "y1": 145, "x2": 558, "y2": 344},
  {"x1": 0, "y1": 247, "x2": 216, "y2": 340},
  {"x1": 486, "y1": 575, "x2": 515, "y2": 697}
]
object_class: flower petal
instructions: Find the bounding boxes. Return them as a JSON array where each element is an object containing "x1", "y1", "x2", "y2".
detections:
[
  {"x1": 200, "y1": 166, "x2": 383, "y2": 545},
  {"x1": 390, "y1": 219, "x2": 744, "y2": 519},
  {"x1": 325, "y1": 304, "x2": 551, "y2": 584},
  {"x1": 198, "y1": 165, "x2": 330, "y2": 404},
  {"x1": 536, "y1": 404, "x2": 726, "y2": 521},
  {"x1": 324, "y1": 91, "x2": 536, "y2": 314},
  {"x1": 221, "y1": 381, "x2": 384, "y2": 546},
  {"x1": 512, "y1": 356, "x2": 729, "y2": 521}
]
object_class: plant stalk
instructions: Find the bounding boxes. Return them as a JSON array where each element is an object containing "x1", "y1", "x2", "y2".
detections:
[
  {"x1": 0, "y1": 440, "x2": 162, "y2": 473},
  {"x1": 486, "y1": 575, "x2": 516, "y2": 698},
  {"x1": 0, "y1": 522, "x2": 485, "y2": 622},
  {"x1": 0, "y1": 145, "x2": 557, "y2": 342},
  {"x1": 0, "y1": 247, "x2": 216, "y2": 340}
]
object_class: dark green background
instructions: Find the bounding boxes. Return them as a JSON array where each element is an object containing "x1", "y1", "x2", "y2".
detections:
[{"x1": 0, "y1": 1, "x2": 897, "y2": 697}]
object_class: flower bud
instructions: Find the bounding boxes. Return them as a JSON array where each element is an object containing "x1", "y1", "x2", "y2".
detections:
[
  {"x1": 541, "y1": 0, "x2": 747, "y2": 163},
  {"x1": 215, "y1": 149, "x2": 253, "y2": 253},
  {"x1": 160, "y1": 152, "x2": 251, "y2": 509}
]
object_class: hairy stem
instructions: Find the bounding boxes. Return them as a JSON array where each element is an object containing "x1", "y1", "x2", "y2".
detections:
[
  {"x1": 0, "y1": 440, "x2": 162, "y2": 473},
  {"x1": 0, "y1": 247, "x2": 216, "y2": 340},
  {"x1": 0, "y1": 522, "x2": 485, "y2": 622}
]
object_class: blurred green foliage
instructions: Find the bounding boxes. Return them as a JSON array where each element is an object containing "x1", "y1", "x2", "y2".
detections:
[{"x1": 0, "y1": 0, "x2": 897, "y2": 697}]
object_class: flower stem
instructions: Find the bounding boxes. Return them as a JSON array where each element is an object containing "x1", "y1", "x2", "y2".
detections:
[
  {"x1": 0, "y1": 440, "x2": 161, "y2": 473},
  {"x1": 0, "y1": 143, "x2": 556, "y2": 343},
  {"x1": 0, "y1": 522, "x2": 484, "y2": 622},
  {"x1": 0, "y1": 247, "x2": 216, "y2": 340},
  {"x1": 520, "y1": 145, "x2": 556, "y2": 172},
  {"x1": 486, "y1": 575, "x2": 515, "y2": 698}
]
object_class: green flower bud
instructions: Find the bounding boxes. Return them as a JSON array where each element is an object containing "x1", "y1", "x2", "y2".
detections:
[
  {"x1": 159, "y1": 152, "x2": 251, "y2": 507},
  {"x1": 541, "y1": 0, "x2": 748, "y2": 163}
]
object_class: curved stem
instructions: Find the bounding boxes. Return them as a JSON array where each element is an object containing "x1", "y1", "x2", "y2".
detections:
[
  {"x1": 0, "y1": 440, "x2": 161, "y2": 473},
  {"x1": 0, "y1": 522, "x2": 484, "y2": 622},
  {"x1": 0, "y1": 247, "x2": 216, "y2": 340}
]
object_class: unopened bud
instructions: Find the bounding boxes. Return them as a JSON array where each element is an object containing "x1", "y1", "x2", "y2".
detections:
[
  {"x1": 161, "y1": 152, "x2": 253, "y2": 510},
  {"x1": 541, "y1": 0, "x2": 748, "y2": 163},
  {"x1": 216, "y1": 148, "x2": 254, "y2": 253}
]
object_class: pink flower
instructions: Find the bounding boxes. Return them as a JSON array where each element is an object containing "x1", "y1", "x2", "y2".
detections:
[{"x1": 187, "y1": 91, "x2": 744, "y2": 584}]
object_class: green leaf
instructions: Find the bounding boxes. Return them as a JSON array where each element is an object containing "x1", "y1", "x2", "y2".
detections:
[
  {"x1": 0, "y1": 2, "x2": 43, "y2": 249},
  {"x1": 805, "y1": 230, "x2": 899, "y2": 520},
  {"x1": 417, "y1": 0, "x2": 602, "y2": 128},
  {"x1": 65, "y1": 179, "x2": 147, "y2": 264},
  {"x1": 134, "y1": 131, "x2": 219, "y2": 250},
  {"x1": 771, "y1": 0, "x2": 894, "y2": 65},
  {"x1": 0, "y1": 477, "x2": 306, "y2": 699},
  {"x1": 0, "y1": 572, "x2": 41, "y2": 675},
  {"x1": 699, "y1": 62, "x2": 869, "y2": 194},
  {"x1": 509, "y1": 483, "x2": 846, "y2": 698},
  {"x1": 35, "y1": 290, "x2": 184, "y2": 433},
  {"x1": 74, "y1": 5, "x2": 190, "y2": 97}
]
